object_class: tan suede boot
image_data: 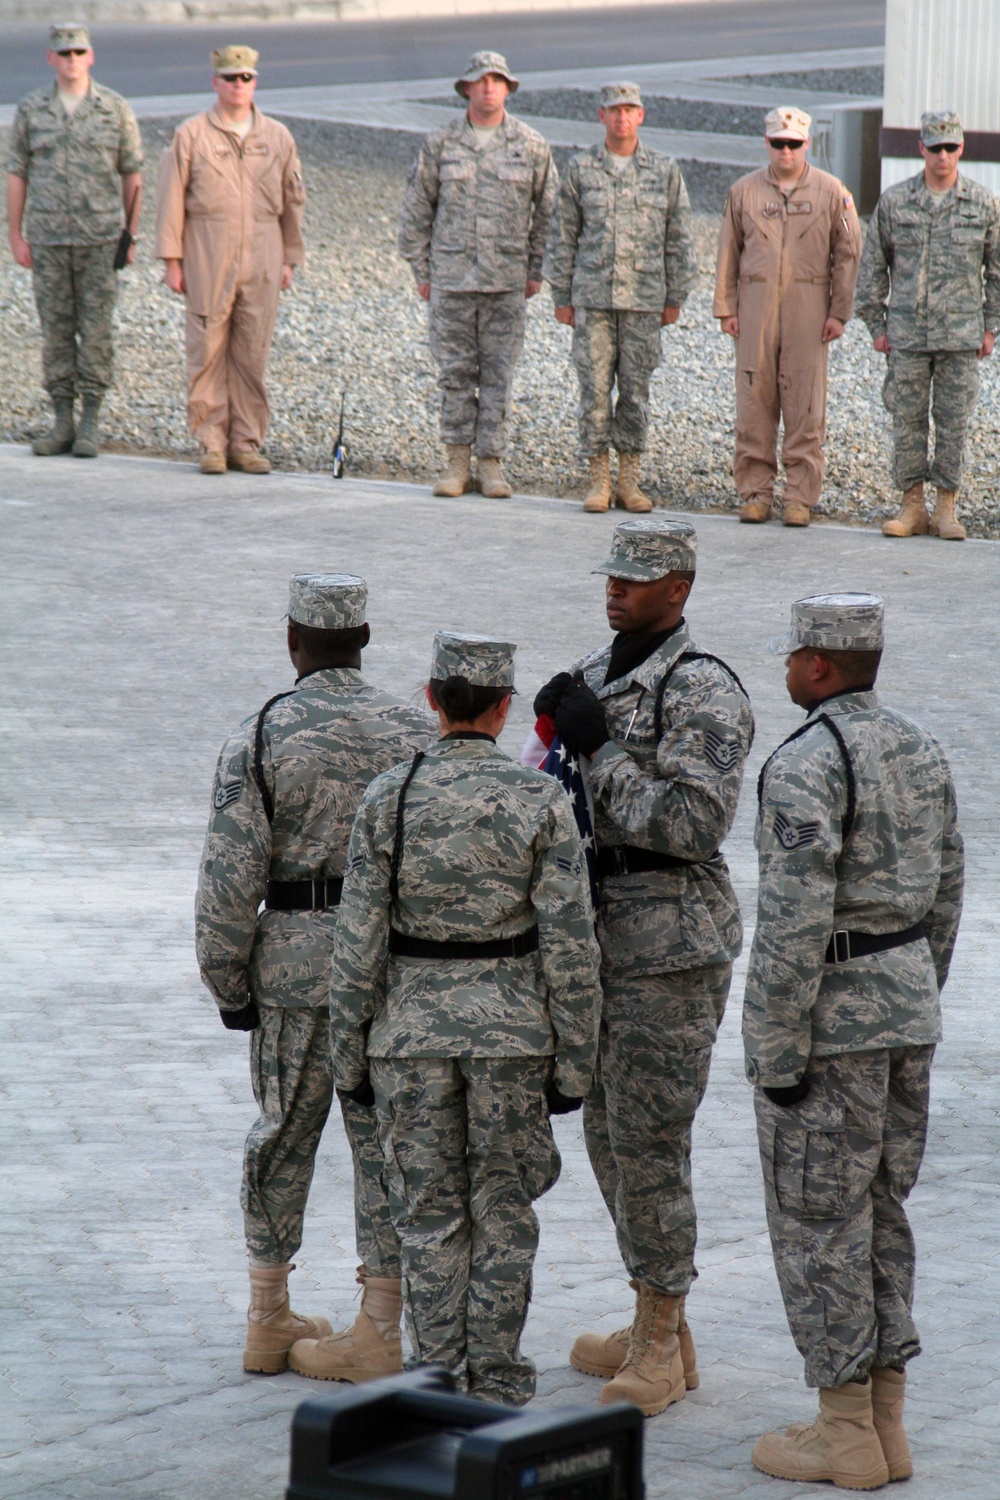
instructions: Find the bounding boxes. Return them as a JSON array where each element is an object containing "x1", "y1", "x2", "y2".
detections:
[
  {"x1": 752, "y1": 1379, "x2": 890, "y2": 1489},
  {"x1": 432, "y1": 444, "x2": 473, "y2": 497},
  {"x1": 739, "y1": 496, "x2": 772, "y2": 523},
  {"x1": 597, "y1": 1285, "x2": 686, "y2": 1416},
  {"x1": 571, "y1": 1290, "x2": 698, "y2": 1390},
  {"x1": 477, "y1": 457, "x2": 513, "y2": 498},
  {"x1": 871, "y1": 1367, "x2": 913, "y2": 1482},
  {"x1": 882, "y1": 482, "x2": 929, "y2": 537},
  {"x1": 199, "y1": 449, "x2": 227, "y2": 475},
  {"x1": 782, "y1": 500, "x2": 811, "y2": 527},
  {"x1": 228, "y1": 449, "x2": 271, "y2": 474},
  {"x1": 243, "y1": 1261, "x2": 333, "y2": 1374},
  {"x1": 583, "y1": 452, "x2": 612, "y2": 512},
  {"x1": 677, "y1": 1296, "x2": 699, "y2": 1390},
  {"x1": 615, "y1": 452, "x2": 653, "y2": 512},
  {"x1": 32, "y1": 397, "x2": 76, "y2": 456},
  {"x1": 928, "y1": 488, "x2": 966, "y2": 540},
  {"x1": 289, "y1": 1267, "x2": 404, "y2": 1383}
]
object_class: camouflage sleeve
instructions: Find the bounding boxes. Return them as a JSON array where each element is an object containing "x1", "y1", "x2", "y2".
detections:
[
  {"x1": 589, "y1": 670, "x2": 754, "y2": 859},
  {"x1": 5, "y1": 103, "x2": 29, "y2": 178},
  {"x1": 527, "y1": 142, "x2": 558, "y2": 284},
  {"x1": 194, "y1": 727, "x2": 271, "y2": 1015},
  {"x1": 981, "y1": 193, "x2": 1000, "y2": 331},
  {"x1": 116, "y1": 102, "x2": 144, "y2": 176},
  {"x1": 329, "y1": 788, "x2": 392, "y2": 1091},
  {"x1": 530, "y1": 790, "x2": 602, "y2": 1097},
  {"x1": 542, "y1": 155, "x2": 582, "y2": 306},
  {"x1": 397, "y1": 135, "x2": 440, "y2": 284},
  {"x1": 923, "y1": 769, "x2": 964, "y2": 989},
  {"x1": 829, "y1": 183, "x2": 862, "y2": 323},
  {"x1": 663, "y1": 162, "x2": 697, "y2": 308},
  {"x1": 855, "y1": 199, "x2": 891, "y2": 338},
  {"x1": 711, "y1": 186, "x2": 743, "y2": 318}
]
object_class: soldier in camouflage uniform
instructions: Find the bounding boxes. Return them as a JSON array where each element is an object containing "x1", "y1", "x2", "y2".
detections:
[
  {"x1": 195, "y1": 575, "x2": 429, "y2": 1377},
  {"x1": 6, "y1": 24, "x2": 143, "y2": 459},
  {"x1": 857, "y1": 111, "x2": 1000, "y2": 541},
  {"x1": 543, "y1": 84, "x2": 696, "y2": 513},
  {"x1": 744, "y1": 594, "x2": 964, "y2": 1489},
  {"x1": 398, "y1": 52, "x2": 557, "y2": 500},
  {"x1": 535, "y1": 519, "x2": 754, "y2": 1415},
  {"x1": 307, "y1": 632, "x2": 602, "y2": 1405}
]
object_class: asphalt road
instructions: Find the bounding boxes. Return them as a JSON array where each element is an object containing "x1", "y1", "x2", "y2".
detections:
[{"x1": 1, "y1": 0, "x2": 883, "y2": 104}]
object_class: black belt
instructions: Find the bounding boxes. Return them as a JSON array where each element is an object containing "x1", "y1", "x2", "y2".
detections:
[
  {"x1": 596, "y1": 845, "x2": 710, "y2": 880},
  {"x1": 264, "y1": 877, "x2": 343, "y2": 912},
  {"x1": 388, "y1": 927, "x2": 540, "y2": 961},
  {"x1": 825, "y1": 920, "x2": 926, "y2": 965}
]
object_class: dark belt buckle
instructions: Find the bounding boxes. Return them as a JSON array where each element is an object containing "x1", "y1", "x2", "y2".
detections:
[
  {"x1": 831, "y1": 930, "x2": 851, "y2": 963},
  {"x1": 312, "y1": 878, "x2": 324, "y2": 913}
]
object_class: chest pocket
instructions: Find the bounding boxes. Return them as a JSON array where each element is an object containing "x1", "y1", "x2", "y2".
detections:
[{"x1": 440, "y1": 161, "x2": 473, "y2": 182}]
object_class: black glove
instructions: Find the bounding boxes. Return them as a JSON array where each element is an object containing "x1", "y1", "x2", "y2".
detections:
[
  {"x1": 338, "y1": 1076, "x2": 376, "y2": 1109},
  {"x1": 546, "y1": 1080, "x2": 584, "y2": 1115},
  {"x1": 533, "y1": 672, "x2": 575, "y2": 720},
  {"x1": 220, "y1": 1000, "x2": 260, "y2": 1032},
  {"x1": 763, "y1": 1078, "x2": 811, "y2": 1107},
  {"x1": 554, "y1": 682, "x2": 609, "y2": 757}
]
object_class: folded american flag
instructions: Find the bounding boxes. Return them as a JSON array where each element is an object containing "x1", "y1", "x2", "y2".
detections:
[{"x1": 521, "y1": 714, "x2": 599, "y2": 907}]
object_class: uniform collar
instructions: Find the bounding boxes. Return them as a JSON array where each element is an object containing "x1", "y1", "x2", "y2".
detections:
[
  {"x1": 594, "y1": 619, "x2": 693, "y2": 697},
  {"x1": 294, "y1": 665, "x2": 368, "y2": 690},
  {"x1": 48, "y1": 79, "x2": 95, "y2": 116},
  {"x1": 208, "y1": 101, "x2": 259, "y2": 137},
  {"x1": 765, "y1": 159, "x2": 811, "y2": 194},
  {"x1": 428, "y1": 734, "x2": 500, "y2": 757},
  {"x1": 460, "y1": 110, "x2": 511, "y2": 150},
  {"x1": 805, "y1": 687, "x2": 880, "y2": 719},
  {"x1": 597, "y1": 140, "x2": 648, "y2": 170}
]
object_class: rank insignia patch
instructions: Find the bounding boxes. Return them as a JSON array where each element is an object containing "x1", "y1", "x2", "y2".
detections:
[
  {"x1": 774, "y1": 810, "x2": 820, "y2": 850},
  {"x1": 213, "y1": 777, "x2": 243, "y2": 812},
  {"x1": 705, "y1": 731, "x2": 740, "y2": 772}
]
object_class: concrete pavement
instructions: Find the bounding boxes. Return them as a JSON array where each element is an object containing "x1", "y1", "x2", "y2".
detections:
[{"x1": 1, "y1": 443, "x2": 998, "y2": 1499}]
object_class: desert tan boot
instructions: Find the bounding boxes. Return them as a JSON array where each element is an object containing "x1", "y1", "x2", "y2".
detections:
[
  {"x1": 32, "y1": 398, "x2": 76, "y2": 456},
  {"x1": 229, "y1": 449, "x2": 271, "y2": 474},
  {"x1": 244, "y1": 1261, "x2": 332, "y2": 1374},
  {"x1": 752, "y1": 1379, "x2": 890, "y2": 1489},
  {"x1": 782, "y1": 501, "x2": 811, "y2": 527},
  {"x1": 289, "y1": 1268, "x2": 403, "y2": 1383},
  {"x1": 199, "y1": 449, "x2": 227, "y2": 475},
  {"x1": 676, "y1": 1296, "x2": 699, "y2": 1390},
  {"x1": 871, "y1": 1367, "x2": 913, "y2": 1482},
  {"x1": 928, "y1": 488, "x2": 966, "y2": 540},
  {"x1": 882, "y1": 482, "x2": 929, "y2": 537},
  {"x1": 571, "y1": 1289, "x2": 698, "y2": 1390},
  {"x1": 477, "y1": 457, "x2": 513, "y2": 498},
  {"x1": 583, "y1": 452, "x2": 612, "y2": 512},
  {"x1": 598, "y1": 1285, "x2": 686, "y2": 1417},
  {"x1": 433, "y1": 443, "x2": 474, "y2": 496},
  {"x1": 739, "y1": 497, "x2": 772, "y2": 524},
  {"x1": 615, "y1": 452, "x2": 653, "y2": 512}
]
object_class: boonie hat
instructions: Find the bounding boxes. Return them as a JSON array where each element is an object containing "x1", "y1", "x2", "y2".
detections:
[
  {"x1": 593, "y1": 518, "x2": 697, "y2": 582},
  {"x1": 455, "y1": 50, "x2": 519, "y2": 96},
  {"x1": 49, "y1": 22, "x2": 90, "y2": 50},
  {"x1": 430, "y1": 631, "x2": 516, "y2": 688},
  {"x1": 764, "y1": 105, "x2": 812, "y2": 141},
  {"x1": 767, "y1": 593, "x2": 885, "y2": 655},
  {"x1": 920, "y1": 110, "x2": 963, "y2": 146},
  {"x1": 212, "y1": 44, "x2": 259, "y2": 76},
  {"x1": 288, "y1": 574, "x2": 367, "y2": 630},
  {"x1": 600, "y1": 83, "x2": 643, "y2": 108}
]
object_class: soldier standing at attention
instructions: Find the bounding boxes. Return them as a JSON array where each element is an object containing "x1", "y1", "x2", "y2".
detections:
[
  {"x1": 155, "y1": 46, "x2": 305, "y2": 476},
  {"x1": 195, "y1": 576, "x2": 429, "y2": 1377},
  {"x1": 745, "y1": 594, "x2": 963, "y2": 1490},
  {"x1": 534, "y1": 519, "x2": 754, "y2": 1415},
  {"x1": 857, "y1": 112, "x2": 1000, "y2": 542},
  {"x1": 302, "y1": 632, "x2": 601, "y2": 1404},
  {"x1": 6, "y1": 24, "x2": 143, "y2": 459},
  {"x1": 713, "y1": 106, "x2": 862, "y2": 527},
  {"x1": 398, "y1": 52, "x2": 557, "y2": 500},
  {"x1": 544, "y1": 83, "x2": 696, "y2": 513}
]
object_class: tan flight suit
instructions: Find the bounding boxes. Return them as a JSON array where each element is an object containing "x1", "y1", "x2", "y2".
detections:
[
  {"x1": 155, "y1": 105, "x2": 305, "y2": 455},
  {"x1": 713, "y1": 163, "x2": 861, "y2": 509}
]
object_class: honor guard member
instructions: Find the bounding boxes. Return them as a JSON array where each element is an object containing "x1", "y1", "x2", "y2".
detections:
[
  {"x1": 543, "y1": 83, "x2": 696, "y2": 513},
  {"x1": 535, "y1": 519, "x2": 754, "y2": 1415},
  {"x1": 155, "y1": 46, "x2": 306, "y2": 475},
  {"x1": 397, "y1": 52, "x2": 557, "y2": 500},
  {"x1": 6, "y1": 24, "x2": 143, "y2": 459},
  {"x1": 195, "y1": 575, "x2": 429, "y2": 1378},
  {"x1": 713, "y1": 106, "x2": 862, "y2": 526},
  {"x1": 745, "y1": 594, "x2": 963, "y2": 1490},
  {"x1": 299, "y1": 633, "x2": 602, "y2": 1404},
  {"x1": 857, "y1": 111, "x2": 1000, "y2": 542}
]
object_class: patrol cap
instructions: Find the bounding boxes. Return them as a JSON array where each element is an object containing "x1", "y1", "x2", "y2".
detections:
[
  {"x1": 767, "y1": 593, "x2": 885, "y2": 655},
  {"x1": 288, "y1": 574, "x2": 367, "y2": 630},
  {"x1": 600, "y1": 82, "x2": 643, "y2": 108},
  {"x1": 49, "y1": 23, "x2": 90, "y2": 51},
  {"x1": 212, "y1": 44, "x2": 259, "y2": 76},
  {"x1": 592, "y1": 518, "x2": 697, "y2": 582},
  {"x1": 764, "y1": 105, "x2": 812, "y2": 140},
  {"x1": 430, "y1": 631, "x2": 516, "y2": 688},
  {"x1": 920, "y1": 110, "x2": 963, "y2": 146},
  {"x1": 454, "y1": 50, "x2": 519, "y2": 96}
]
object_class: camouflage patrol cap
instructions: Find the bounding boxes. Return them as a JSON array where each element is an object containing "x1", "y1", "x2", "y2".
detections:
[
  {"x1": 455, "y1": 50, "x2": 519, "y2": 96},
  {"x1": 600, "y1": 83, "x2": 643, "y2": 108},
  {"x1": 592, "y1": 518, "x2": 697, "y2": 582},
  {"x1": 767, "y1": 593, "x2": 885, "y2": 654},
  {"x1": 764, "y1": 105, "x2": 811, "y2": 140},
  {"x1": 49, "y1": 23, "x2": 90, "y2": 50},
  {"x1": 288, "y1": 574, "x2": 367, "y2": 630},
  {"x1": 212, "y1": 44, "x2": 259, "y2": 76},
  {"x1": 430, "y1": 631, "x2": 516, "y2": 688},
  {"x1": 920, "y1": 110, "x2": 963, "y2": 146}
]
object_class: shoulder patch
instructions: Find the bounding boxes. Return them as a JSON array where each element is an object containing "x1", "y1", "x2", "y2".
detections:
[
  {"x1": 704, "y1": 730, "x2": 741, "y2": 773},
  {"x1": 213, "y1": 776, "x2": 243, "y2": 812},
  {"x1": 556, "y1": 854, "x2": 581, "y2": 876},
  {"x1": 773, "y1": 810, "x2": 820, "y2": 851},
  {"x1": 844, "y1": 192, "x2": 854, "y2": 210}
]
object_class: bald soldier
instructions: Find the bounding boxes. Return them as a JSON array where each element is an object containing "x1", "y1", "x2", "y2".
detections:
[
  {"x1": 155, "y1": 46, "x2": 305, "y2": 475},
  {"x1": 713, "y1": 107, "x2": 862, "y2": 527}
]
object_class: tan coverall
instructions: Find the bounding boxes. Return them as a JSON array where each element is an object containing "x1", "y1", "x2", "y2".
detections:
[
  {"x1": 713, "y1": 163, "x2": 861, "y2": 509},
  {"x1": 155, "y1": 105, "x2": 305, "y2": 455}
]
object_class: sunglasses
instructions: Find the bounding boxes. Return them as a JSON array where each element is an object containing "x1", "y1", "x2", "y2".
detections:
[
  {"x1": 57, "y1": 48, "x2": 88, "y2": 56},
  {"x1": 768, "y1": 138, "x2": 805, "y2": 150},
  {"x1": 925, "y1": 142, "x2": 961, "y2": 154},
  {"x1": 219, "y1": 72, "x2": 256, "y2": 83}
]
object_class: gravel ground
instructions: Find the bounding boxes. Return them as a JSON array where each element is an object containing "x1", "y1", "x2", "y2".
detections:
[
  {"x1": 3, "y1": 114, "x2": 1000, "y2": 536},
  {"x1": 435, "y1": 91, "x2": 769, "y2": 138},
  {"x1": 726, "y1": 65, "x2": 884, "y2": 96}
]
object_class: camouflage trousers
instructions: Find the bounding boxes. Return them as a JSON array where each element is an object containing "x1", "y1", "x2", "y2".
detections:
[
  {"x1": 583, "y1": 963, "x2": 731, "y2": 1296},
  {"x1": 372, "y1": 1055, "x2": 561, "y2": 1406},
  {"x1": 428, "y1": 289, "x2": 526, "y2": 457},
  {"x1": 31, "y1": 242, "x2": 119, "y2": 401},
  {"x1": 883, "y1": 349, "x2": 979, "y2": 490},
  {"x1": 242, "y1": 1003, "x2": 400, "y2": 1273},
  {"x1": 755, "y1": 1044, "x2": 934, "y2": 1390},
  {"x1": 571, "y1": 308, "x2": 662, "y2": 456}
]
